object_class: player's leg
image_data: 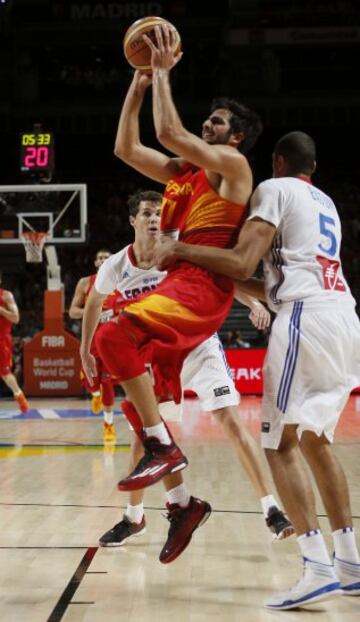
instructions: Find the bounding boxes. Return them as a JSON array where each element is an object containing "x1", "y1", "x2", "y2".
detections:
[
  {"x1": 264, "y1": 424, "x2": 340, "y2": 609},
  {"x1": 300, "y1": 431, "x2": 360, "y2": 596},
  {"x1": 101, "y1": 378, "x2": 116, "y2": 443},
  {"x1": 99, "y1": 434, "x2": 146, "y2": 546},
  {"x1": 100, "y1": 426, "x2": 211, "y2": 559},
  {"x1": 183, "y1": 334, "x2": 293, "y2": 539},
  {"x1": 1, "y1": 372, "x2": 29, "y2": 413},
  {"x1": 96, "y1": 319, "x2": 188, "y2": 490},
  {"x1": 212, "y1": 404, "x2": 293, "y2": 539},
  {"x1": 261, "y1": 307, "x2": 342, "y2": 609}
]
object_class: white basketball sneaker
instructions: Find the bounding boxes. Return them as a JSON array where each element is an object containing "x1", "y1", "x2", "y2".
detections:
[
  {"x1": 334, "y1": 557, "x2": 360, "y2": 596},
  {"x1": 265, "y1": 557, "x2": 341, "y2": 610}
]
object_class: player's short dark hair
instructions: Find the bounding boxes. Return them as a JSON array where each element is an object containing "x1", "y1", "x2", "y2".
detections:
[
  {"x1": 127, "y1": 190, "x2": 163, "y2": 217},
  {"x1": 210, "y1": 97, "x2": 263, "y2": 154},
  {"x1": 95, "y1": 248, "x2": 111, "y2": 259},
  {"x1": 274, "y1": 131, "x2": 316, "y2": 175}
]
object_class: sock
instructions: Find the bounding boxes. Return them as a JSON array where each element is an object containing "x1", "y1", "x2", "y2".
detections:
[
  {"x1": 166, "y1": 483, "x2": 191, "y2": 508},
  {"x1": 297, "y1": 529, "x2": 332, "y2": 565},
  {"x1": 125, "y1": 503, "x2": 144, "y2": 524},
  {"x1": 145, "y1": 422, "x2": 171, "y2": 445},
  {"x1": 14, "y1": 390, "x2": 22, "y2": 397},
  {"x1": 92, "y1": 391, "x2": 101, "y2": 397},
  {"x1": 260, "y1": 494, "x2": 278, "y2": 517},
  {"x1": 333, "y1": 527, "x2": 360, "y2": 564},
  {"x1": 104, "y1": 411, "x2": 114, "y2": 425}
]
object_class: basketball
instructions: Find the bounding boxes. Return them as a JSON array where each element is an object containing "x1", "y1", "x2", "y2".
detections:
[{"x1": 123, "y1": 16, "x2": 181, "y2": 72}]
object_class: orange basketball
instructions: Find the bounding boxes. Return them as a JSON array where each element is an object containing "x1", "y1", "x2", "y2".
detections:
[{"x1": 123, "y1": 16, "x2": 181, "y2": 72}]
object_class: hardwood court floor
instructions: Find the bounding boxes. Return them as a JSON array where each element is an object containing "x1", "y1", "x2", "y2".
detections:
[{"x1": 0, "y1": 395, "x2": 359, "y2": 622}]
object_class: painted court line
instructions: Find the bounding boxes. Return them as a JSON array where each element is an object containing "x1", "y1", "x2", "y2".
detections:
[{"x1": 38, "y1": 408, "x2": 61, "y2": 419}]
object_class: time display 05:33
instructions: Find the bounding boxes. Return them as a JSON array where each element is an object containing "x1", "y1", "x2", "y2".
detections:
[{"x1": 20, "y1": 132, "x2": 55, "y2": 172}]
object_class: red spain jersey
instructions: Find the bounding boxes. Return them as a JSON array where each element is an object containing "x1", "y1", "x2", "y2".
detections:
[{"x1": 116, "y1": 165, "x2": 249, "y2": 402}]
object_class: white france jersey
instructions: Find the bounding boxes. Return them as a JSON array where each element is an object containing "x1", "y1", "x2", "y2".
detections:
[
  {"x1": 248, "y1": 177, "x2": 355, "y2": 312},
  {"x1": 95, "y1": 244, "x2": 165, "y2": 299}
]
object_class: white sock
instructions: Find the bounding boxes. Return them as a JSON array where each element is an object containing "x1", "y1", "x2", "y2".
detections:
[
  {"x1": 166, "y1": 483, "x2": 191, "y2": 508},
  {"x1": 92, "y1": 391, "x2": 101, "y2": 397},
  {"x1": 333, "y1": 527, "x2": 360, "y2": 563},
  {"x1": 125, "y1": 503, "x2": 144, "y2": 524},
  {"x1": 104, "y1": 411, "x2": 114, "y2": 425},
  {"x1": 297, "y1": 529, "x2": 332, "y2": 565},
  {"x1": 260, "y1": 494, "x2": 278, "y2": 517},
  {"x1": 14, "y1": 390, "x2": 22, "y2": 397},
  {"x1": 145, "y1": 422, "x2": 171, "y2": 445}
]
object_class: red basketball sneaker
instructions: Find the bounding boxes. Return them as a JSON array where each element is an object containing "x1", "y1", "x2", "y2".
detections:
[
  {"x1": 117, "y1": 436, "x2": 188, "y2": 491},
  {"x1": 159, "y1": 496, "x2": 212, "y2": 564}
]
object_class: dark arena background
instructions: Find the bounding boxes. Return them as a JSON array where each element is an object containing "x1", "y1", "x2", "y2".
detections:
[{"x1": 0, "y1": 2, "x2": 359, "y2": 621}]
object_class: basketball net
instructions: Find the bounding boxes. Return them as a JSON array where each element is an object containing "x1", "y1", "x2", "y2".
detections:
[{"x1": 21, "y1": 231, "x2": 48, "y2": 263}]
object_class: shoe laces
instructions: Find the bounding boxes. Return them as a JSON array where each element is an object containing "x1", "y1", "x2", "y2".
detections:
[
  {"x1": 163, "y1": 504, "x2": 183, "y2": 536},
  {"x1": 132, "y1": 446, "x2": 154, "y2": 475}
]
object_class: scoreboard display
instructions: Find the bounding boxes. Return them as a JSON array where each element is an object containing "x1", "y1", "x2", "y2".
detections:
[{"x1": 20, "y1": 132, "x2": 55, "y2": 174}]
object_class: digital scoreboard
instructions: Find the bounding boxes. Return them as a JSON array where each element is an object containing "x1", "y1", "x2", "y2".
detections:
[{"x1": 20, "y1": 132, "x2": 55, "y2": 174}]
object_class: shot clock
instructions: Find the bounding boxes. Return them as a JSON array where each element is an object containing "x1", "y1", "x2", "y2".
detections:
[{"x1": 20, "y1": 131, "x2": 55, "y2": 175}]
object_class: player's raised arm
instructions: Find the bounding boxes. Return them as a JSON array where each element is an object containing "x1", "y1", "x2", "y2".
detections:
[{"x1": 114, "y1": 70, "x2": 183, "y2": 184}]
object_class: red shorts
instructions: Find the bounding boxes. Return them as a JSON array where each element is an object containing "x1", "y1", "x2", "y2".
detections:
[
  {"x1": 96, "y1": 264, "x2": 234, "y2": 403},
  {"x1": 0, "y1": 335, "x2": 12, "y2": 376}
]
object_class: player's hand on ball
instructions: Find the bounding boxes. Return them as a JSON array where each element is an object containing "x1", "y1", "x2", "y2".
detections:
[
  {"x1": 143, "y1": 24, "x2": 183, "y2": 72},
  {"x1": 134, "y1": 70, "x2": 152, "y2": 88},
  {"x1": 80, "y1": 350, "x2": 98, "y2": 387}
]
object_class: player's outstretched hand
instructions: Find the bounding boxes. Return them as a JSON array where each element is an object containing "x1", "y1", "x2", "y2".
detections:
[
  {"x1": 80, "y1": 349, "x2": 98, "y2": 386},
  {"x1": 249, "y1": 301, "x2": 271, "y2": 330}
]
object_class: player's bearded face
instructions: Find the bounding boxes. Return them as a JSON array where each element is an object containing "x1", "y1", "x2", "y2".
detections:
[{"x1": 202, "y1": 109, "x2": 233, "y2": 145}]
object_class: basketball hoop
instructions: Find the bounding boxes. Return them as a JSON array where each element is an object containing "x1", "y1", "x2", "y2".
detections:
[{"x1": 21, "y1": 231, "x2": 48, "y2": 263}]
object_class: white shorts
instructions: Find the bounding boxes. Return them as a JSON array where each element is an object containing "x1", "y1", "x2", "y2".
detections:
[
  {"x1": 158, "y1": 333, "x2": 239, "y2": 421},
  {"x1": 261, "y1": 300, "x2": 360, "y2": 449}
]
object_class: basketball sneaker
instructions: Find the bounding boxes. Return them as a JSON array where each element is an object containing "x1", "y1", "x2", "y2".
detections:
[
  {"x1": 15, "y1": 391, "x2": 29, "y2": 414},
  {"x1": 334, "y1": 556, "x2": 360, "y2": 596},
  {"x1": 117, "y1": 436, "x2": 188, "y2": 491},
  {"x1": 103, "y1": 422, "x2": 116, "y2": 443},
  {"x1": 265, "y1": 557, "x2": 341, "y2": 610},
  {"x1": 91, "y1": 393, "x2": 102, "y2": 414},
  {"x1": 159, "y1": 496, "x2": 212, "y2": 564},
  {"x1": 99, "y1": 515, "x2": 146, "y2": 547},
  {"x1": 266, "y1": 506, "x2": 295, "y2": 541}
]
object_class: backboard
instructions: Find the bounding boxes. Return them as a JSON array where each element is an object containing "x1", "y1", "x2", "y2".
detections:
[{"x1": 0, "y1": 184, "x2": 87, "y2": 244}]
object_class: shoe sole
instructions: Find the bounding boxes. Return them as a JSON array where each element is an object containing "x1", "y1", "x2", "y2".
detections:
[
  {"x1": 99, "y1": 527, "x2": 146, "y2": 547},
  {"x1": 265, "y1": 586, "x2": 341, "y2": 610},
  {"x1": 159, "y1": 503, "x2": 212, "y2": 564},
  {"x1": 272, "y1": 526, "x2": 296, "y2": 542},
  {"x1": 117, "y1": 457, "x2": 188, "y2": 491}
]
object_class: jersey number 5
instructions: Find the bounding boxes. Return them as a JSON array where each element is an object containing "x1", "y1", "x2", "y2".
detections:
[{"x1": 318, "y1": 213, "x2": 337, "y2": 257}]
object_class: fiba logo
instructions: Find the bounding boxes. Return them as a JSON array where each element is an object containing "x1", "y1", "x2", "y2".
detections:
[{"x1": 42, "y1": 335, "x2": 65, "y2": 347}]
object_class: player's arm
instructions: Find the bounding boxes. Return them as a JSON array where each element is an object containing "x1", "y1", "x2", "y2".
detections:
[
  {"x1": 80, "y1": 287, "x2": 106, "y2": 385},
  {"x1": 234, "y1": 284, "x2": 270, "y2": 330},
  {"x1": 147, "y1": 27, "x2": 246, "y2": 180},
  {"x1": 156, "y1": 218, "x2": 276, "y2": 280},
  {"x1": 234, "y1": 279, "x2": 266, "y2": 303},
  {"x1": 114, "y1": 70, "x2": 184, "y2": 183},
  {"x1": 0, "y1": 291, "x2": 20, "y2": 324},
  {"x1": 68, "y1": 277, "x2": 89, "y2": 319}
]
